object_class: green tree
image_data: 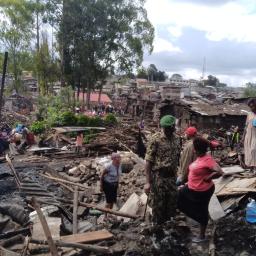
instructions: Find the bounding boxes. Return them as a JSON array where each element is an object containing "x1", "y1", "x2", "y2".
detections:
[
  {"x1": 137, "y1": 67, "x2": 148, "y2": 79},
  {"x1": 244, "y1": 83, "x2": 256, "y2": 97},
  {"x1": 0, "y1": 0, "x2": 34, "y2": 92},
  {"x1": 35, "y1": 32, "x2": 60, "y2": 95},
  {"x1": 58, "y1": 0, "x2": 154, "y2": 108},
  {"x1": 204, "y1": 75, "x2": 219, "y2": 87}
]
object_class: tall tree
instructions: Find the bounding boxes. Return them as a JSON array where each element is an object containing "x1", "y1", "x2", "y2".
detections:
[
  {"x1": 35, "y1": 32, "x2": 60, "y2": 95},
  {"x1": 58, "y1": 0, "x2": 154, "y2": 108},
  {"x1": 137, "y1": 67, "x2": 148, "y2": 79},
  {"x1": 0, "y1": 0, "x2": 34, "y2": 92}
]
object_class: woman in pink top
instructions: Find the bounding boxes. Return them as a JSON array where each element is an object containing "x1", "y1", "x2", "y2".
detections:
[{"x1": 178, "y1": 137, "x2": 224, "y2": 243}]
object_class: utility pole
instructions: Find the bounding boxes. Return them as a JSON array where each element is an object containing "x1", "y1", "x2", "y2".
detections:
[{"x1": 0, "y1": 52, "x2": 8, "y2": 120}]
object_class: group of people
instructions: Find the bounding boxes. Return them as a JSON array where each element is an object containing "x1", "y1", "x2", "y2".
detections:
[
  {"x1": 0, "y1": 124, "x2": 35, "y2": 156},
  {"x1": 144, "y1": 115, "x2": 224, "y2": 242},
  {"x1": 76, "y1": 104, "x2": 125, "y2": 117},
  {"x1": 99, "y1": 98, "x2": 256, "y2": 242}
]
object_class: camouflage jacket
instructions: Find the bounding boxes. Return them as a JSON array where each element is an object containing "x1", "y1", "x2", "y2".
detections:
[{"x1": 145, "y1": 132, "x2": 181, "y2": 172}]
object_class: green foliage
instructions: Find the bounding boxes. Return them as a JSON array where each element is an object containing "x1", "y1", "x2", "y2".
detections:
[
  {"x1": 58, "y1": 0, "x2": 154, "y2": 107},
  {"x1": 84, "y1": 133, "x2": 97, "y2": 144},
  {"x1": 88, "y1": 116, "x2": 103, "y2": 127},
  {"x1": 244, "y1": 87, "x2": 256, "y2": 97},
  {"x1": 137, "y1": 67, "x2": 148, "y2": 79},
  {"x1": 59, "y1": 111, "x2": 77, "y2": 126},
  {"x1": 0, "y1": 0, "x2": 34, "y2": 91},
  {"x1": 30, "y1": 121, "x2": 47, "y2": 134},
  {"x1": 76, "y1": 115, "x2": 90, "y2": 126},
  {"x1": 35, "y1": 32, "x2": 61, "y2": 95},
  {"x1": 104, "y1": 113, "x2": 117, "y2": 125}
]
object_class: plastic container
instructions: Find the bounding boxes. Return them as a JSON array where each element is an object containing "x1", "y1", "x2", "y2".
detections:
[{"x1": 246, "y1": 199, "x2": 256, "y2": 223}]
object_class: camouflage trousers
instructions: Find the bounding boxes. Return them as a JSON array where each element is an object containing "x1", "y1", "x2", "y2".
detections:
[{"x1": 149, "y1": 171, "x2": 177, "y2": 225}]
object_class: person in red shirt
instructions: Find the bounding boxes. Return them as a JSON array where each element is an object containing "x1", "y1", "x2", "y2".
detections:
[{"x1": 178, "y1": 137, "x2": 224, "y2": 243}]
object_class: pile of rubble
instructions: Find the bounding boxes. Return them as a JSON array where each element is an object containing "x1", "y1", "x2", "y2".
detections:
[{"x1": 0, "y1": 109, "x2": 30, "y2": 127}]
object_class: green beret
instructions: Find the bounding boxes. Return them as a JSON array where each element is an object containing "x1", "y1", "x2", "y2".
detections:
[{"x1": 160, "y1": 115, "x2": 176, "y2": 127}]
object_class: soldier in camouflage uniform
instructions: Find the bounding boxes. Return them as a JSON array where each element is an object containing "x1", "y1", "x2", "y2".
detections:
[{"x1": 144, "y1": 115, "x2": 181, "y2": 225}]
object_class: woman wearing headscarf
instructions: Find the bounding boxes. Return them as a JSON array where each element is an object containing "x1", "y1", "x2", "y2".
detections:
[{"x1": 178, "y1": 137, "x2": 224, "y2": 243}]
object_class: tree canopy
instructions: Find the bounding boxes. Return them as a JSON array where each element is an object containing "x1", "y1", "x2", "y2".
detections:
[{"x1": 58, "y1": 0, "x2": 154, "y2": 106}]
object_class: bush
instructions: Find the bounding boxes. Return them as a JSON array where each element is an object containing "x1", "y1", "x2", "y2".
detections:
[
  {"x1": 76, "y1": 115, "x2": 90, "y2": 126},
  {"x1": 30, "y1": 121, "x2": 47, "y2": 135},
  {"x1": 59, "y1": 111, "x2": 77, "y2": 126},
  {"x1": 88, "y1": 116, "x2": 103, "y2": 127},
  {"x1": 104, "y1": 113, "x2": 117, "y2": 125}
]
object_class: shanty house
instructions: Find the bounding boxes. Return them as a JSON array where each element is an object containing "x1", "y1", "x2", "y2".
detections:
[
  {"x1": 78, "y1": 92, "x2": 112, "y2": 106},
  {"x1": 181, "y1": 99, "x2": 249, "y2": 130}
]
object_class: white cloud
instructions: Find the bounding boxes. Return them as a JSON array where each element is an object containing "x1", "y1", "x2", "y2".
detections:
[
  {"x1": 153, "y1": 37, "x2": 182, "y2": 53},
  {"x1": 145, "y1": 0, "x2": 256, "y2": 43},
  {"x1": 168, "y1": 25, "x2": 183, "y2": 38}
]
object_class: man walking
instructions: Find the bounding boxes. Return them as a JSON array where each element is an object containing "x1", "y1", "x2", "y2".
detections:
[{"x1": 144, "y1": 115, "x2": 181, "y2": 225}]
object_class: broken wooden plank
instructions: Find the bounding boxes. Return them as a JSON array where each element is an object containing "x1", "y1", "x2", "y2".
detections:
[
  {"x1": 31, "y1": 238, "x2": 112, "y2": 254},
  {"x1": 73, "y1": 186, "x2": 78, "y2": 234},
  {"x1": 217, "y1": 177, "x2": 256, "y2": 196},
  {"x1": 53, "y1": 126, "x2": 106, "y2": 133},
  {"x1": 41, "y1": 173, "x2": 88, "y2": 190},
  {"x1": 209, "y1": 194, "x2": 226, "y2": 221},
  {"x1": 59, "y1": 198, "x2": 139, "y2": 219},
  {"x1": 60, "y1": 229, "x2": 113, "y2": 244},
  {"x1": 218, "y1": 187, "x2": 256, "y2": 196},
  {"x1": 209, "y1": 224, "x2": 217, "y2": 256},
  {"x1": 31, "y1": 197, "x2": 59, "y2": 256},
  {"x1": 214, "y1": 176, "x2": 234, "y2": 194}
]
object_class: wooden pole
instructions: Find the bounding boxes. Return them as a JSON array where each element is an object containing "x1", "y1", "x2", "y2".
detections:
[
  {"x1": 0, "y1": 52, "x2": 8, "y2": 120},
  {"x1": 209, "y1": 224, "x2": 217, "y2": 256},
  {"x1": 31, "y1": 197, "x2": 59, "y2": 256},
  {"x1": 40, "y1": 173, "x2": 88, "y2": 190},
  {"x1": 73, "y1": 186, "x2": 78, "y2": 234},
  {"x1": 58, "y1": 198, "x2": 139, "y2": 219},
  {"x1": 30, "y1": 239, "x2": 112, "y2": 254},
  {"x1": 6, "y1": 154, "x2": 21, "y2": 187}
]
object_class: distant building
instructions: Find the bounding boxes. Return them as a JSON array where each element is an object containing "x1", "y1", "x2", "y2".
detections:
[
  {"x1": 136, "y1": 78, "x2": 148, "y2": 87},
  {"x1": 4, "y1": 93, "x2": 33, "y2": 114},
  {"x1": 78, "y1": 92, "x2": 112, "y2": 105}
]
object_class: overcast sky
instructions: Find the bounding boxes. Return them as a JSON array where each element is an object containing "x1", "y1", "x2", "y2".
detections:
[{"x1": 144, "y1": 0, "x2": 256, "y2": 87}]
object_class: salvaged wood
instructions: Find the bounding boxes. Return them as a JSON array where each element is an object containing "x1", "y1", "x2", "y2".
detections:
[
  {"x1": 31, "y1": 197, "x2": 59, "y2": 256},
  {"x1": 61, "y1": 229, "x2": 113, "y2": 244},
  {"x1": 217, "y1": 177, "x2": 256, "y2": 196},
  {"x1": 218, "y1": 187, "x2": 256, "y2": 196},
  {"x1": 6, "y1": 154, "x2": 21, "y2": 187},
  {"x1": 73, "y1": 186, "x2": 79, "y2": 234},
  {"x1": 40, "y1": 173, "x2": 88, "y2": 190},
  {"x1": 59, "y1": 198, "x2": 139, "y2": 219},
  {"x1": 31, "y1": 238, "x2": 112, "y2": 254},
  {"x1": 209, "y1": 224, "x2": 217, "y2": 256}
]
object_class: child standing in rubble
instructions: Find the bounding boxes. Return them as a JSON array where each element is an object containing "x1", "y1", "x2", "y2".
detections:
[
  {"x1": 75, "y1": 131, "x2": 83, "y2": 153},
  {"x1": 100, "y1": 153, "x2": 122, "y2": 220}
]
